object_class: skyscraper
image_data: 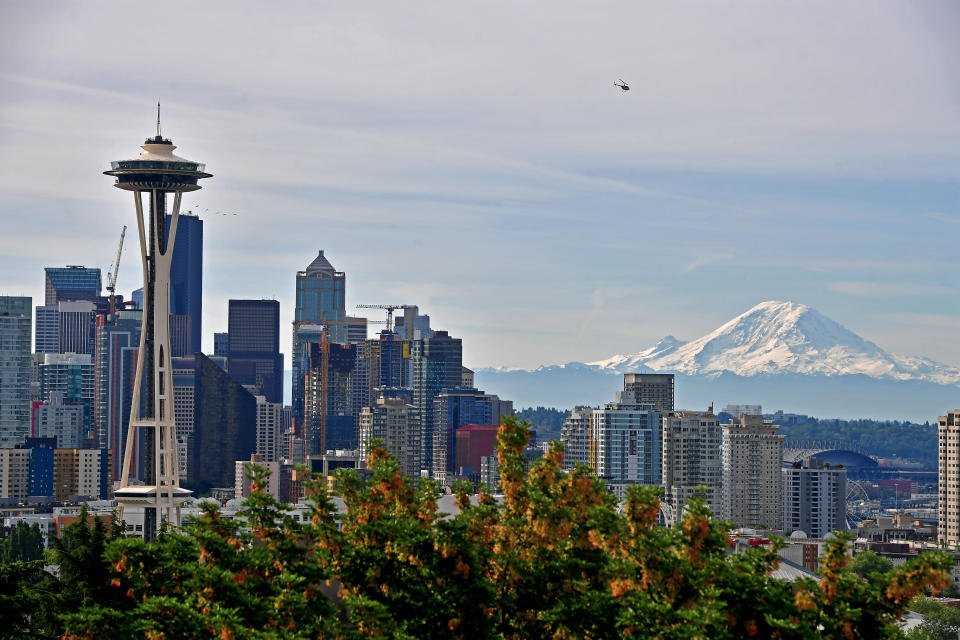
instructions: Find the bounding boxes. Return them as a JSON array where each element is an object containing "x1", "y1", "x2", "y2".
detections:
[
  {"x1": 358, "y1": 391, "x2": 421, "y2": 480},
  {"x1": 0, "y1": 297, "x2": 32, "y2": 448},
  {"x1": 44, "y1": 266, "x2": 101, "y2": 305},
  {"x1": 292, "y1": 251, "x2": 345, "y2": 426},
  {"x1": 37, "y1": 353, "x2": 95, "y2": 442},
  {"x1": 411, "y1": 330, "x2": 462, "y2": 475},
  {"x1": 255, "y1": 396, "x2": 284, "y2": 463},
  {"x1": 192, "y1": 354, "x2": 257, "y2": 490},
  {"x1": 227, "y1": 299, "x2": 283, "y2": 403},
  {"x1": 782, "y1": 457, "x2": 846, "y2": 538},
  {"x1": 35, "y1": 300, "x2": 97, "y2": 356},
  {"x1": 560, "y1": 407, "x2": 591, "y2": 471},
  {"x1": 662, "y1": 409, "x2": 722, "y2": 520},
  {"x1": 590, "y1": 389, "x2": 663, "y2": 488},
  {"x1": 939, "y1": 410, "x2": 960, "y2": 547},
  {"x1": 166, "y1": 211, "x2": 203, "y2": 355},
  {"x1": 304, "y1": 342, "x2": 356, "y2": 454},
  {"x1": 721, "y1": 414, "x2": 784, "y2": 530},
  {"x1": 622, "y1": 373, "x2": 674, "y2": 412}
]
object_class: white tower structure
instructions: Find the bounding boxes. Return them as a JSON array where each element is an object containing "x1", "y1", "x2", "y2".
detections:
[{"x1": 104, "y1": 108, "x2": 211, "y2": 540}]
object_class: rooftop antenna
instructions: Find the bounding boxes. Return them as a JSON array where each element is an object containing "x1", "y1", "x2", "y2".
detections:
[{"x1": 156, "y1": 102, "x2": 162, "y2": 138}]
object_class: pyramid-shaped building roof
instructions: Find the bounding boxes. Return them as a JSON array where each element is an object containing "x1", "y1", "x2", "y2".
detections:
[{"x1": 305, "y1": 250, "x2": 336, "y2": 275}]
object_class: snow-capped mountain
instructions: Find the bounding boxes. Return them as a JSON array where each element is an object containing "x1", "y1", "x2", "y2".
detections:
[
  {"x1": 474, "y1": 301, "x2": 960, "y2": 420},
  {"x1": 586, "y1": 301, "x2": 960, "y2": 386}
]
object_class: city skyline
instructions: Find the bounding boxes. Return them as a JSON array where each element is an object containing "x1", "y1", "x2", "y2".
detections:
[{"x1": 2, "y1": 2, "x2": 960, "y2": 372}]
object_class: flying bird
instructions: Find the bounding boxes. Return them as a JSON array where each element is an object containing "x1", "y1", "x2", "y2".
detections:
[{"x1": 614, "y1": 79, "x2": 630, "y2": 91}]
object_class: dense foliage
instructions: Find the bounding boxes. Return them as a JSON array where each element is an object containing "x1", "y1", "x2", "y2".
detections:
[
  {"x1": 515, "y1": 406, "x2": 569, "y2": 439},
  {"x1": 906, "y1": 597, "x2": 960, "y2": 639},
  {"x1": 780, "y1": 419, "x2": 936, "y2": 469},
  {"x1": 0, "y1": 417, "x2": 952, "y2": 638},
  {"x1": 0, "y1": 521, "x2": 45, "y2": 565}
]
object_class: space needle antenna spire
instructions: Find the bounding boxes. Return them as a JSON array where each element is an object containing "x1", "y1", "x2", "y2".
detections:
[{"x1": 157, "y1": 102, "x2": 161, "y2": 138}]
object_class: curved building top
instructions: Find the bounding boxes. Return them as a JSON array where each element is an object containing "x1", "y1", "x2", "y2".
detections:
[{"x1": 105, "y1": 134, "x2": 212, "y2": 192}]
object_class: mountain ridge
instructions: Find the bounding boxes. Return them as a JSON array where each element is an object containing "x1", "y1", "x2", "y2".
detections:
[{"x1": 473, "y1": 301, "x2": 960, "y2": 421}]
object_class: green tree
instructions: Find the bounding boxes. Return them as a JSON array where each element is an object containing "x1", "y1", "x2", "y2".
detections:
[
  {"x1": 0, "y1": 521, "x2": 45, "y2": 565},
  {"x1": 907, "y1": 596, "x2": 960, "y2": 639},
  {"x1": 846, "y1": 549, "x2": 895, "y2": 582},
  {"x1": 44, "y1": 416, "x2": 956, "y2": 639}
]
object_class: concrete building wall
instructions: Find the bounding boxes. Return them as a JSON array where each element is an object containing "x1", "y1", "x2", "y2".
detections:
[
  {"x1": 721, "y1": 415, "x2": 784, "y2": 530},
  {"x1": 940, "y1": 410, "x2": 960, "y2": 546},
  {"x1": 662, "y1": 410, "x2": 722, "y2": 519}
]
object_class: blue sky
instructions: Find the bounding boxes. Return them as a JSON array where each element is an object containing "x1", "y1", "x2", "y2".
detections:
[{"x1": 1, "y1": 1, "x2": 959, "y2": 371}]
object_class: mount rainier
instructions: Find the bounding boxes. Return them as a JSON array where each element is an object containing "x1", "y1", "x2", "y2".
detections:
[{"x1": 474, "y1": 301, "x2": 960, "y2": 421}]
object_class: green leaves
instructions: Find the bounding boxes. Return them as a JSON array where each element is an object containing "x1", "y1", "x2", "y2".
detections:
[{"x1": 6, "y1": 416, "x2": 949, "y2": 639}]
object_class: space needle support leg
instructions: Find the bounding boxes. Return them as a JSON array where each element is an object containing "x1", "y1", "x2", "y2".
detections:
[
  {"x1": 118, "y1": 189, "x2": 150, "y2": 524},
  {"x1": 153, "y1": 190, "x2": 182, "y2": 529}
]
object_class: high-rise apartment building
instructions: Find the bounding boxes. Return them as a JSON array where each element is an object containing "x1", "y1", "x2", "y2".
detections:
[
  {"x1": 0, "y1": 448, "x2": 31, "y2": 499},
  {"x1": 292, "y1": 251, "x2": 346, "y2": 426},
  {"x1": 35, "y1": 392, "x2": 85, "y2": 449},
  {"x1": 622, "y1": 373, "x2": 674, "y2": 412},
  {"x1": 166, "y1": 212, "x2": 203, "y2": 355},
  {"x1": 44, "y1": 266, "x2": 101, "y2": 305},
  {"x1": 256, "y1": 396, "x2": 284, "y2": 463},
  {"x1": 721, "y1": 415, "x2": 784, "y2": 530},
  {"x1": 939, "y1": 410, "x2": 960, "y2": 547},
  {"x1": 590, "y1": 390, "x2": 663, "y2": 485},
  {"x1": 358, "y1": 391, "x2": 421, "y2": 480},
  {"x1": 782, "y1": 457, "x2": 846, "y2": 538},
  {"x1": 662, "y1": 410, "x2": 722, "y2": 519},
  {"x1": 171, "y1": 355, "x2": 198, "y2": 481},
  {"x1": 560, "y1": 407, "x2": 591, "y2": 471},
  {"x1": 53, "y1": 448, "x2": 107, "y2": 501},
  {"x1": 411, "y1": 330, "x2": 462, "y2": 475},
  {"x1": 0, "y1": 297, "x2": 33, "y2": 448},
  {"x1": 227, "y1": 299, "x2": 283, "y2": 403}
]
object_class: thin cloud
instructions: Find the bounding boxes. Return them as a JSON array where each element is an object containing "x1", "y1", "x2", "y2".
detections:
[{"x1": 828, "y1": 281, "x2": 954, "y2": 297}]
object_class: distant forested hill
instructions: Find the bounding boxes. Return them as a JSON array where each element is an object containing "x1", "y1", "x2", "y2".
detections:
[{"x1": 515, "y1": 406, "x2": 570, "y2": 441}]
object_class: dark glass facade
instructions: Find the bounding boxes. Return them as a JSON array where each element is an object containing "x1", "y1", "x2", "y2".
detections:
[
  {"x1": 292, "y1": 251, "x2": 345, "y2": 425},
  {"x1": 227, "y1": 299, "x2": 283, "y2": 403},
  {"x1": 305, "y1": 342, "x2": 356, "y2": 454},
  {"x1": 165, "y1": 213, "x2": 203, "y2": 355},
  {"x1": 192, "y1": 353, "x2": 256, "y2": 489},
  {"x1": 411, "y1": 331, "x2": 462, "y2": 474},
  {"x1": 44, "y1": 266, "x2": 102, "y2": 305}
]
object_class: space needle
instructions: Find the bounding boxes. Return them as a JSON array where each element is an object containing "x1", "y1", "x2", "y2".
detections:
[{"x1": 104, "y1": 107, "x2": 211, "y2": 540}]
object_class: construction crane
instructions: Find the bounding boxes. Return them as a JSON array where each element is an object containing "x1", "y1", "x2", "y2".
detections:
[
  {"x1": 355, "y1": 304, "x2": 416, "y2": 388},
  {"x1": 106, "y1": 225, "x2": 127, "y2": 317},
  {"x1": 355, "y1": 304, "x2": 416, "y2": 332}
]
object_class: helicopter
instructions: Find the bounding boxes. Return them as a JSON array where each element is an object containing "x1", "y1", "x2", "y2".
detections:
[{"x1": 614, "y1": 79, "x2": 630, "y2": 91}]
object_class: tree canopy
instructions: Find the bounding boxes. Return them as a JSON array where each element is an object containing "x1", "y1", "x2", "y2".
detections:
[{"x1": 0, "y1": 416, "x2": 952, "y2": 638}]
